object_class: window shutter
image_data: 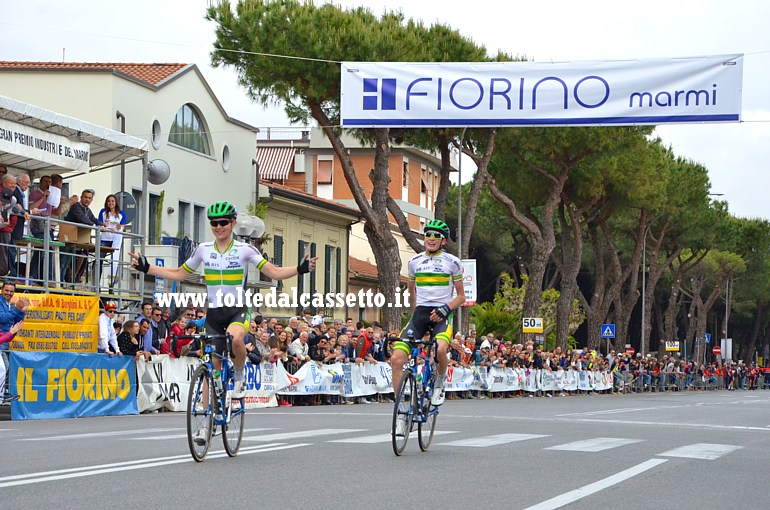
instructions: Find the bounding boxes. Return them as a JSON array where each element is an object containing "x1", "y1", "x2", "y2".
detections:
[
  {"x1": 297, "y1": 240, "x2": 305, "y2": 298},
  {"x1": 310, "y1": 242, "x2": 317, "y2": 297},
  {"x1": 336, "y1": 247, "x2": 342, "y2": 296},
  {"x1": 274, "y1": 235, "x2": 283, "y2": 291},
  {"x1": 325, "y1": 245, "x2": 332, "y2": 294}
]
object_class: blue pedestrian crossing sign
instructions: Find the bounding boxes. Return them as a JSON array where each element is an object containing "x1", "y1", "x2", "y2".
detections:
[
  {"x1": 705, "y1": 333, "x2": 711, "y2": 344},
  {"x1": 601, "y1": 324, "x2": 616, "y2": 339}
]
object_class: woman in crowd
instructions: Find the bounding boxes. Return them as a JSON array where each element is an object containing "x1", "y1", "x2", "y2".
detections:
[
  {"x1": 97, "y1": 194, "x2": 126, "y2": 287},
  {"x1": 117, "y1": 320, "x2": 150, "y2": 362},
  {"x1": 167, "y1": 309, "x2": 188, "y2": 358}
]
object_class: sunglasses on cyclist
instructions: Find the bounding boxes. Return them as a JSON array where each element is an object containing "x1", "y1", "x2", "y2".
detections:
[
  {"x1": 209, "y1": 219, "x2": 232, "y2": 227},
  {"x1": 424, "y1": 231, "x2": 444, "y2": 240}
]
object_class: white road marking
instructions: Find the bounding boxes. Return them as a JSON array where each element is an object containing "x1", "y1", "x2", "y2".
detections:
[
  {"x1": 329, "y1": 430, "x2": 457, "y2": 444},
  {"x1": 439, "y1": 433, "x2": 548, "y2": 447},
  {"x1": 20, "y1": 428, "x2": 179, "y2": 441},
  {"x1": 562, "y1": 417, "x2": 770, "y2": 432},
  {"x1": 127, "y1": 428, "x2": 275, "y2": 441},
  {"x1": 523, "y1": 458, "x2": 668, "y2": 510},
  {"x1": 658, "y1": 443, "x2": 742, "y2": 460},
  {"x1": 0, "y1": 443, "x2": 307, "y2": 488},
  {"x1": 557, "y1": 407, "x2": 674, "y2": 417},
  {"x1": 241, "y1": 428, "x2": 367, "y2": 441},
  {"x1": 546, "y1": 437, "x2": 644, "y2": 452}
]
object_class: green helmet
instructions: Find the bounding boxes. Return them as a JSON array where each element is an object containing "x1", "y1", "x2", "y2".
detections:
[
  {"x1": 207, "y1": 201, "x2": 237, "y2": 219},
  {"x1": 424, "y1": 219, "x2": 450, "y2": 238}
]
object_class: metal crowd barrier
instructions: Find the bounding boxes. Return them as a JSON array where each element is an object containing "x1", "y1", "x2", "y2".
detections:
[{"x1": 4, "y1": 214, "x2": 145, "y2": 306}]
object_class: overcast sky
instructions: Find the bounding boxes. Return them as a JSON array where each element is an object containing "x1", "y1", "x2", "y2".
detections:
[{"x1": 2, "y1": 0, "x2": 769, "y2": 218}]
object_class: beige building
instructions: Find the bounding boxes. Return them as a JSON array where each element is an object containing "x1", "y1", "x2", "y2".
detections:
[
  {"x1": 0, "y1": 62, "x2": 259, "y2": 246},
  {"x1": 257, "y1": 127, "x2": 455, "y2": 276},
  {"x1": 257, "y1": 182, "x2": 359, "y2": 321}
]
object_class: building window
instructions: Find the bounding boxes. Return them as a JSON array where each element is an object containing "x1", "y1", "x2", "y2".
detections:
[
  {"x1": 193, "y1": 204, "x2": 205, "y2": 243},
  {"x1": 169, "y1": 103, "x2": 211, "y2": 155},
  {"x1": 148, "y1": 193, "x2": 161, "y2": 244},
  {"x1": 222, "y1": 144, "x2": 230, "y2": 172},
  {"x1": 151, "y1": 119, "x2": 162, "y2": 149},
  {"x1": 317, "y1": 158, "x2": 333, "y2": 185},
  {"x1": 402, "y1": 160, "x2": 409, "y2": 187},
  {"x1": 178, "y1": 201, "x2": 190, "y2": 238},
  {"x1": 132, "y1": 188, "x2": 143, "y2": 236}
]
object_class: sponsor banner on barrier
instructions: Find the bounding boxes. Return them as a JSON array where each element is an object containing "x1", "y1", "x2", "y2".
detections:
[
  {"x1": 10, "y1": 294, "x2": 99, "y2": 352},
  {"x1": 10, "y1": 352, "x2": 136, "y2": 420},
  {"x1": 134, "y1": 356, "x2": 623, "y2": 413},
  {"x1": 135, "y1": 357, "x2": 290, "y2": 413}
]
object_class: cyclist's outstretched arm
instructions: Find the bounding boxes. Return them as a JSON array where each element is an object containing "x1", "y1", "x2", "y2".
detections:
[
  {"x1": 260, "y1": 255, "x2": 318, "y2": 280},
  {"x1": 128, "y1": 251, "x2": 191, "y2": 281}
]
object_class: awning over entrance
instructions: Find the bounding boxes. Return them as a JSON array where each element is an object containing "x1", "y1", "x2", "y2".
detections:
[
  {"x1": 256, "y1": 146, "x2": 296, "y2": 180},
  {"x1": 0, "y1": 94, "x2": 148, "y2": 178}
]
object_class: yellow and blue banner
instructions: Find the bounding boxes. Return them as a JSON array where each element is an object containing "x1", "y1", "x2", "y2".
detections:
[
  {"x1": 10, "y1": 352, "x2": 137, "y2": 420},
  {"x1": 9, "y1": 294, "x2": 99, "y2": 352}
]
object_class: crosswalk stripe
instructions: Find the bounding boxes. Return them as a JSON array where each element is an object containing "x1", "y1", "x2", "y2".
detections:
[
  {"x1": 126, "y1": 428, "x2": 276, "y2": 441},
  {"x1": 439, "y1": 433, "x2": 548, "y2": 447},
  {"x1": 329, "y1": 430, "x2": 458, "y2": 444},
  {"x1": 546, "y1": 437, "x2": 644, "y2": 452},
  {"x1": 21, "y1": 428, "x2": 178, "y2": 441},
  {"x1": 241, "y1": 428, "x2": 367, "y2": 442},
  {"x1": 658, "y1": 443, "x2": 742, "y2": 460}
]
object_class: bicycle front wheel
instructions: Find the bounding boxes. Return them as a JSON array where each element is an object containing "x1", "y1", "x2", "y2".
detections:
[
  {"x1": 222, "y1": 391, "x2": 245, "y2": 457},
  {"x1": 187, "y1": 364, "x2": 214, "y2": 462},
  {"x1": 392, "y1": 370, "x2": 414, "y2": 456},
  {"x1": 418, "y1": 379, "x2": 438, "y2": 452}
]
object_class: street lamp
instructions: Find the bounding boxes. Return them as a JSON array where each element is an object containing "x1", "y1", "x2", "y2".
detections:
[{"x1": 456, "y1": 127, "x2": 467, "y2": 331}]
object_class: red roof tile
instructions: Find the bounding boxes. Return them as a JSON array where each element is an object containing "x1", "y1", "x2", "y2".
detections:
[
  {"x1": 349, "y1": 256, "x2": 408, "y2": 283},
  {"x1": 0, "y1": 61, "x2": 188, "y2": 86}
]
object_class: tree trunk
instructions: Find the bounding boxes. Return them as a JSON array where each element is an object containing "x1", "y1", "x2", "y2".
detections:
[{"x1": 555, "y1": 203, "x2": 583, "y2": 351}]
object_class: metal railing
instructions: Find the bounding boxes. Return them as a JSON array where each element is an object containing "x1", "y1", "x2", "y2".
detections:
[{"x1": 2, "y1": 214, "x2": 145, "y2": 307}]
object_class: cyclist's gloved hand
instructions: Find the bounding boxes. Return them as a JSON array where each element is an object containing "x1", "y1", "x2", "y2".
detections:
[
  {"x1": 297, "y1": 256, "x2": 311, "y2": 275},
  {"x1": 434, "y1": 305, "x2": 452, "y2": 320},
  {"x1": 134, "y1": 254, "x2": 150, "y2": 274}
]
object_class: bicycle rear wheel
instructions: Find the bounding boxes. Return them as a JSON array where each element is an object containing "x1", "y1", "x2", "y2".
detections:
[
  {"x1": 187, "y1": 365, "x2": 214, "y2": 462},
  {"x1": 222, "y1": 391, "x2": 245, "y2": 457},
  {"x1": 392, "y1": 370, "x2": 414, "y2": 456}
]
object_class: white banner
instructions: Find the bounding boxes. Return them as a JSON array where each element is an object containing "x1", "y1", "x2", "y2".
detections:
[
  {"x1": 340, "y1": 55, "x2": 743, "y2": 127},
  {"x1": 136, "y1": 357, "x2": 620, "y2": 412},
  {"x1": 0, "y1": 117, "x2": 90, "y2": 172},
  {"x1": 461, "y1": 259, "x2": 477, "y2": 306}
]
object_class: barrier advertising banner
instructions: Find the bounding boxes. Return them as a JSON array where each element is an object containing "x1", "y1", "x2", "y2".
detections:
[
  {"x1": 10, "y1": 352, "x2": 136, "y2": 420},
  {"x1": 340, "y1": 55, "x2": 743, "y2": 127},
  {"x1": 9, "y1": 294, "x2": 99, "y2": 353}
]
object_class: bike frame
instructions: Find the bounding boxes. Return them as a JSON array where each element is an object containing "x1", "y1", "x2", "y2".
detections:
[{"x1": 403, "y1": 338, "x2": 439, "y2": 425}]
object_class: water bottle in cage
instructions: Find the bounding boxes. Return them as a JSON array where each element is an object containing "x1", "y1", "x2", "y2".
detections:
[{"x1": 213, "y1": 369, "x2": 223, "y2": 397}]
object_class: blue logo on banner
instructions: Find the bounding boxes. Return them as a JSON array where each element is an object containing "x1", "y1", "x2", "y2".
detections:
[
  {"x1": 363, "y1": 78, "x2": 397, "y2": 110},
  {"x1": 601, "y1": 324, "x2": 616, "y2": 339},
  {"x1": 9, "y1": 352, "x2": 137, "y2": 421}
]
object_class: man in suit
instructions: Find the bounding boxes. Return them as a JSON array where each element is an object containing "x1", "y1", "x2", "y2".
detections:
[
  {"x1": 62, "y1": 189, "x2": 101, "y2": 283},
  {"x1": 8, "y1": 173, "x2": 31, "y2": 278}
]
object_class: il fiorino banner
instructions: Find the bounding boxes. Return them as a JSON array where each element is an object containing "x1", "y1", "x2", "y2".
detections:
[
  {"x1": 340, "y1": 54, "x2": 743, "y2": 127},
  {"x1": 10, "y1": 294, "x2": 99, "y2": 353},
  {"x1": 10, "y1": 352, "x2": 137, "y2": 420}
]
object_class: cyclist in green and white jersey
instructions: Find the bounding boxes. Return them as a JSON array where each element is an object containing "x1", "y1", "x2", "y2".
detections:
[
  {"x1": 129, "y1": 201, "x2": 316, "y2": 400},
  {"x1": 392, "y1": 219, "x2": 465, "y2": 406}
]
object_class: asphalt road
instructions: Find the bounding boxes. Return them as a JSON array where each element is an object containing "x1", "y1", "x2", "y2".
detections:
[{"x1": 1, "y1": 390, "x2": 769, "y2": 509}]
